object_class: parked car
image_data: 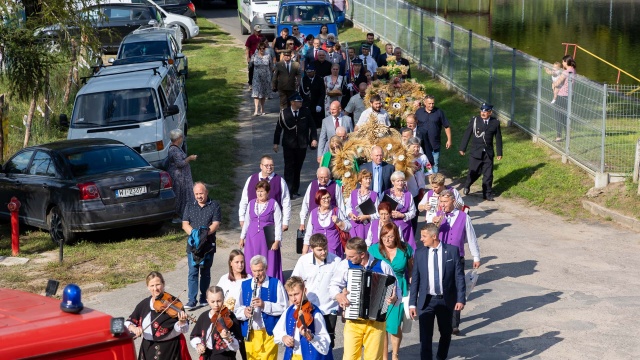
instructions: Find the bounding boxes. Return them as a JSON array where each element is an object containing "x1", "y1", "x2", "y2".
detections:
[
  {"x1": 0, "y1": 139, "x2": 176, "y2": 245},
  {"x1": 112, "y1": 30, "x2": 188, "y2": 78},
  {"x1": 132, "y1": 0, "x2": 197, "y2": 19},
  {"x1": 37, "y1": 3, "x2": 163, "y2": 54},
  {"x1": 276, "y1": 0, "x2": 340, "y2": 39},
  {"x1": 238, "y1": 0, "x2": 279, "y2": 37}
]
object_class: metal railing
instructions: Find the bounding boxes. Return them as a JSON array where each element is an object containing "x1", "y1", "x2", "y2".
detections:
[{"x1": 349, "y1": 0, "x2": 640, "y2": 176}]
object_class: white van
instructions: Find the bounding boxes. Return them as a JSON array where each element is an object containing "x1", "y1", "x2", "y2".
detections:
[
  {"x1": 62, "y1": 61, "x2": 187, "y2": 168},
  {"x1": 238, "y1": 0, "x2": 279, "y2": 36}
]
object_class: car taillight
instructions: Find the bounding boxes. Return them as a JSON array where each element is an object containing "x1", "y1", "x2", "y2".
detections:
[
  {"x1": 160, "y1": 171, "x2": 173, "y2": 189},
  {"x1": 188, "y1": 2, "x2": 195, "y2": 14},
  {"x1": 78, "y1": 182, "x2": 100, "y2": 200}
]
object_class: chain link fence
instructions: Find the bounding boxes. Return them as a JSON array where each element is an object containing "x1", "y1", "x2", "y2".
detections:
[{"x1": 350, "y1": 0, "x2": 640, "y2": 176}]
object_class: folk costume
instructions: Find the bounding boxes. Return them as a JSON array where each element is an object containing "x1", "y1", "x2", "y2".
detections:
[
  {"x1": 125, "y1": 296, "x2": 191, "y2": 360},
  {"x1": 303, "y1": 206, "x2": 351, "y2": 257},
  {"x1": 238, "y1": 172, "x2": 291, "y2": 229},
  {"x1": 241, "y1": 198, "x2": 284, "y2": 282},
  {"x1": 233, "y1": 277, "x2": 288, "y2": 360},
  {"x1": 383, "y1": 188, "x2": 417, "y2": 250},
  {"x1": 345, "y1": 189, "x2": 379, "y2": 239},
  {"x1": 189, "y1": 310, "x2": 243, "y2": 360},
  {"x1": 273, "y1": 302, "x2": 333, "y2": 360}
]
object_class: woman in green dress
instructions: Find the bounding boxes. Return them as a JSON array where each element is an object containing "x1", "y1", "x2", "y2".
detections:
[{"x1": 369, "y1": 222, "x2": 413, "y2": 360}]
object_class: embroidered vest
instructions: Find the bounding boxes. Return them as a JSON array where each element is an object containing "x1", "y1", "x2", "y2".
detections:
[
  {"x1": 282, "y1": 304, "x2": 333, "y2": 360},
  {"x1": 240, "y1": 277, "x2": 280, "y2": 337}
]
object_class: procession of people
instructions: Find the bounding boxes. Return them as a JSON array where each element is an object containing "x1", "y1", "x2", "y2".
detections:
[{"x1": 125, "y1": 27, "x2": 507, "y2": 360}]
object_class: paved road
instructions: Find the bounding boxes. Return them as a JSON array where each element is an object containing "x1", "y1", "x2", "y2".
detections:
[{"x1": 87, "y1": 10, "x2": 640, "y2": 360}]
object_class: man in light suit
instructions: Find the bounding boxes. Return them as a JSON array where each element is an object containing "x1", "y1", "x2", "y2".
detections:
[
  {"x1": 409, "y1": 223, "x2": 466, "y2": 360},
  {"x1": 272, "y1": 50, "x2": 301, "y2": 110},
  {"x1": 360, "y1": 145, "x2": 395, "y2": 197},
  {"x1": 458, "y1": 103, "x2": 503, "y2": 201},
  {"x1": 317, "y1": 101, "x2": 353, "y2": 162}
]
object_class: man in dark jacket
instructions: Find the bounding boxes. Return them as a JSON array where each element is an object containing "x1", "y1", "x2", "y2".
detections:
[
  {"x1": 300, "y1": 65, "x2": 326, "y2": 128},
  {"x1": 273, "y1": 93, "x2": 318, "y2": 196},
  {"x1": 459, "y1": 103, "x2": 503, "y2": 201}
]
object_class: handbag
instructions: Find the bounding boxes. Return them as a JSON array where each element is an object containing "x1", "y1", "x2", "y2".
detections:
[{"x1": 333, "y1": 207, "x2": 350, "y2": 250}]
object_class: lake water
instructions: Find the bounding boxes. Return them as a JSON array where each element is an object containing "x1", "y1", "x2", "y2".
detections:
[{"x1": 411, "y1": 0, "x2": 640, "y2": 84}]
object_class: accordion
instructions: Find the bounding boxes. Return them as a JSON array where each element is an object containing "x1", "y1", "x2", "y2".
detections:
[{"x1": 344, "y1": 268, "x2": 396, "y2": 322}]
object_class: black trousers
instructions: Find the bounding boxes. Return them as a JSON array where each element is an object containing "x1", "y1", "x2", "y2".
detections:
[
  {"x1": 464, "y1": 152, "x2": 494, "y2": 196},
  {"x1": 419, "y1": 296, "x2": 453, "y2": 360},
  {"x1": 248, "y1": 62, "x2": 254, "y2": 85},
  {"x1": 452, "y1": 257, "x2": 465, "y2": 330},
  {"x1": 283, "y1": 146, "x2": 307, "y2": 194},
  {"x1": 554, "y1": 95, "x2": 568, "y2": 138},
  {"x1": 323, "y1": 313, "x2": 337, "y2": 348}
]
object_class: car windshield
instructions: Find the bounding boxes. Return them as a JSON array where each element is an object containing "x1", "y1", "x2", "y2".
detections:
[
  {"x1": 279, "y1": 5, "x2": 334, "y2": 24},
  {"x1": 71, "y1": 88, "x2": 159, "y2": 128},
  {"x1": 119, "y1": 41, "x2": 170, "y2": 59},
  {"x1": 63, "y1": 146, "x2": 149, "y2": 177}
]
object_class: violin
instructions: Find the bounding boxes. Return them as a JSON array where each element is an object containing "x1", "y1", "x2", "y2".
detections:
[
  {"x1": 153, "y1": 292, "x2": 197, "y2": 323},
  {"x1": 294, "y1": 300, "x2": 315, "y2": 341},
  {"x1": 211, "y1": 305, "x2": 234, "y2": 334}
]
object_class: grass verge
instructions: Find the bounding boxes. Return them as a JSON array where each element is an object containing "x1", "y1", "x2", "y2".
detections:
[{"x1": 0, "y1": 18, "x2": 244, "y2": 294}]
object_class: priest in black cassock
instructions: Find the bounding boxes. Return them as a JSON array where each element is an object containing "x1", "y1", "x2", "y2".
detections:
[{"x1": 300, "y1": 65, "x2": 326, "y2": 128}]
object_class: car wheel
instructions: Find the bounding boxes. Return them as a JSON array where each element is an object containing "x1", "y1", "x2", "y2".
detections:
[
  {"x1": 240, "y1": 16, "x2": 249, "y2": 35},
  {"x1": 48, "y1": 206, "x2": 76, "y2": 246},
  {"x1": 180, "y1": 26, "x2": 188, "y2": 43}
]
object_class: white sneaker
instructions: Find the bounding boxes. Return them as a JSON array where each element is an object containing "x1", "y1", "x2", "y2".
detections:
[{"x1": 550, "y1": 99, "x2": 556, "y2": 104}]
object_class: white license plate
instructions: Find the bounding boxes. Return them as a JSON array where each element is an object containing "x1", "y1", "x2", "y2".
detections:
[{"x1": 116, "y1": 186, "x2": 147, "y2": 198}]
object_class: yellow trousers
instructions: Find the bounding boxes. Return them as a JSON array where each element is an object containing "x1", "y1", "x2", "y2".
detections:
[
  {"x1": 342, "y1": 319, "x2": 386, "y2": 360},
  {"x1": 245, "y1": 329, "x2": 278, "y2": 360},
  {"x1": 291, "y1": 355, "x2": 303, "y2": 360}
]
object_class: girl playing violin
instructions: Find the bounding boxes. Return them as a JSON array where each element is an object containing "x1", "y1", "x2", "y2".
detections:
[
  {"x1": 273, "y1": 276, "x2": 333, "y2": 360},
  {"x1": 125, "y1": 271, "x2": 191, "y2": 360},
  {"x1": 190, "y1": 286, "x2": 243, "y2": 360}
]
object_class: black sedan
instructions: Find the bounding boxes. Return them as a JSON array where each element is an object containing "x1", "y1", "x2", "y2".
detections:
[{"x1": 0, "y1": 139, "x2": 176, "y2": 245}]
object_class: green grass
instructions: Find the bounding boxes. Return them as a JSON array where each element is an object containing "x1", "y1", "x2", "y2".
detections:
[{"x1": 0, "y1": 18, "x2": 244, "y2": 294}]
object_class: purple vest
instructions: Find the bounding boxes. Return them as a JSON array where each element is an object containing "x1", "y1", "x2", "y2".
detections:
[
  {"x1": 369, "y1": 219, "x2": 381, "y2": 245},
  {"x1": 247, "y1": 173, "x2": 284, "y2": 209},
  {"x1": 311, "y1": 207, "x2": 343, "y2": 257},
  {"x1": 438, "y1": 210, "x2": 467, "y2": 257},
  {"x1": 309, "y1": 180, "x2": 337, "y2": 212},
  {"x1": 247, "y1": 199, "x2": 276, "y2": 236},
  {"x1": 350, "y1": 189, "x2": 378, "y2": 216}
]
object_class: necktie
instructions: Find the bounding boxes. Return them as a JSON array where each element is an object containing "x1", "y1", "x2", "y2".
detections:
[
  {"x1": 375, "y1": 166, "x2": 381, "y2": 193},
  {"x1": 314, "y1": 49, "x2": 318, "y2": 60},
  {"x1": 286, "y1": 62, "x2": 290, "y2": 73},
  {"x1": 433, "y1": 249, "x2": 441, "y2": 295},
  {"x1": 484, "y1": 120, "x2": 488, "y2": 126},
  {"x1": 335, "y1": 117, "x2": 339, "y2": 128},
  {"x1": 294, "y1": 110, "x2": 298, "y2": 118}
]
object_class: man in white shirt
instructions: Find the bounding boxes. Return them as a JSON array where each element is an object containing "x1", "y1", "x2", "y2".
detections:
[
  {"x1": 291, "y1": 234, "x2": 342, "y2": 348},
  {"x1": 355, "y1": 94, "x2": 390, "y2": 130},
  {"x1": 298, "y1": 167, "x2": 346, "y2": 230},
  {"x1": 329, "y1": 237, "x2": 400, "y2": 360},
  {"x1": 317, "y1": 101, "x2": 353, "y2": 162},
  {"x1": 233, "y1": 255, "x2": 288, "y2": 360},
  {"x1": 238, "y1": 155, "x2": 291, "y2": 231},
  {"x1": 359, "y1": 43, "x2": 378, "y2": 77}
]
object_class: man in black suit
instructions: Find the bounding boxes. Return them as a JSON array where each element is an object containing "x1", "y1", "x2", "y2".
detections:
[
  {"x1": 311, "y1": 50, "x2": 333, "y2": 79},
  {"x1": 393, "y1": 47, "x2": 412, "y2": 79},
  {"x1": 410, "y1": 223, "x2": 466, "y2": 360},
  {"x1": 299, "y1": 65, "x2": 325, "y2": 128},
  {"x1": 458, "y1": 103, "x2": 503, "y2": 201},
  {"x1": 273, "y1": 93, "x2": 318, "y2": 196},
  {"x1": 360, "y1": 145, "x2": 395, "y2": 198},
  {"x1": 405, "y1": 114, "x2": 435, "y2": 166}
]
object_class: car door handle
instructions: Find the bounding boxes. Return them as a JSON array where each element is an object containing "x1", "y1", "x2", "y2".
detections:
[{"x1": 42, "y1": 183, "x2": 49, "y2": 189}]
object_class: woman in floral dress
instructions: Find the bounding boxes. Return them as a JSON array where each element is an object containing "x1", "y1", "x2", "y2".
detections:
[
  {"x1": 324, "y1": 63, "x2": 343, "y2": 116},
  {"x1": 251, "y1": 43, "x2": 273, "y2": 116}
]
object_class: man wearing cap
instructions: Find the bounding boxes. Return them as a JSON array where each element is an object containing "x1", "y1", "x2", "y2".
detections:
[
  {"x1": 415, "y1": 95, "x2": 451, "y2": 173},
  {"x1": 359, "y1": 43, "x2": 378, "y2": 77},
  {"x1": 311, "y1": 50, "x2": 333, "y2": 79},
  {"x1": 341, "y1": 58, "x2": 367, "y2": 108},
  {"x1": 245, "y1": 25, "x2": 264, "y2": 88},
  {"x1": 300, "y1": 65, "x2": 326, "y2": 128},
  {"x1": 459, "y1": 103, "x2": 503, "y2": 201},
  {"x1": 361, "y1": 32, "x2": 381, "y2": 60},
  {"x1": 355, "y1": 94, "x2": 390, "y2": 130},
  {"x1": 317, "y1": 101, "x2": 353, "y2": 162},
  {"x1": 274, "y1": 93, "x2": 318, "y2": 196},
  {"x1": 272, "y1": 50, "x2": 301, "y2": 110}
]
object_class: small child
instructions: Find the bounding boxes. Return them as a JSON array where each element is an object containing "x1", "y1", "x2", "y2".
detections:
[
  {"x1": 546, "y1": 62, "x2": 562, "y2": 104},
  {"x1": 190, "y1": 286, "x2": 243, "y2": 360},
  {"x1": 273, "y1": 276, "x2": 333, "y2": 360}
]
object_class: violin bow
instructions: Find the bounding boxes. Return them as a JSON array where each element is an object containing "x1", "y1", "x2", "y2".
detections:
[{"x1": 135, "y1": 289, "x2": 187, "y2": 339}]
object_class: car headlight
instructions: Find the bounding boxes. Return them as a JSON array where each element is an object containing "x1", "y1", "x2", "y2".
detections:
[{"x1": 140, "y1": 141, "x2": 164, "y2": 153}]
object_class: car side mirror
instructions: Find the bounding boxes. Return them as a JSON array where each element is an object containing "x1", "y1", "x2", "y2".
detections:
[
  {"x1": 176, "y1": 53, "x2": 185, "y2": 59},
  {"x1": 148, "y1": 19, "x2": 157, "y2": 26},
  {"x1": 59, "y1": 114, "x2": 69, "y2": 128},
  {"x1": 108, "y1": 58, "x2": 115, "y2": 64},
  {"x1": 164, "y1": 105, "x2": 180, "y2": 117}
]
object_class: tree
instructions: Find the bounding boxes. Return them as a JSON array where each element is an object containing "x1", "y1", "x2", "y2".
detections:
[{"x1": 0, "y1": 0, "x2": 103, "y2": 146}]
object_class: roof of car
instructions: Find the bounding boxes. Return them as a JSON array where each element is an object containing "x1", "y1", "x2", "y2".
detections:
[
  {"x1": 78, "y1": 61, "x2": 170, "y2": 94},
  {"x1": 281, "y1": 0, "x2": 331, "y2": 4},
  {"x1": 122, "y1": 31, "x2": 170, "y2": 43},
  {"x1": 28, "y1": 139, "x2": 125, "y2": 152}
]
